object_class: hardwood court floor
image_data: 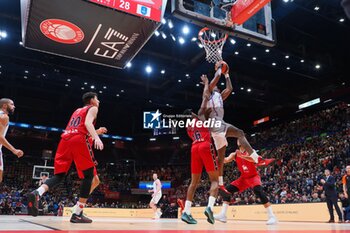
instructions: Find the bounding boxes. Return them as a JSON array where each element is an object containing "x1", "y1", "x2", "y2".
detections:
[{"x1": 1, "y1": 216, "x2": 350, "y2": 233}]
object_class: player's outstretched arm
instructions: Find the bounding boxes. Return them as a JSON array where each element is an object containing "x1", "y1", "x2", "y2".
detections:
[
  {"x1": 197, "y1": 75, "x2": 210, "y2": 119},
  {"x1": 0, "y1": 115, "x2": 23, "y2": 157},
  {"x1": 224, "y1": 152, "x2": 236, "y2": 163},
  {"x1": 85, "y1": 106, "x2": 104, "y2": 150},
  {"x1": 221, "y1": 73, "x2": 233, "y2": 101},
  {"x1": 209, "y1": 66, "x2": 222, "y2": 92}
]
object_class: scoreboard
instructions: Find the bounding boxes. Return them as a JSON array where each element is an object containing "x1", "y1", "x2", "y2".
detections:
[{"x1": 89, "y1": 0, "x2": 164, "y2": 22}]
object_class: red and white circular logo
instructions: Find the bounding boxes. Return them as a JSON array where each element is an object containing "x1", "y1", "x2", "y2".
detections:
[{"x1": 40, "y1": 19, "x2": 84, "y2": 44}]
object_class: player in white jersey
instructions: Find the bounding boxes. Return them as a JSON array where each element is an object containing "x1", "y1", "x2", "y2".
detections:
[
  {"x1": 207, "y1": 62, "x2": 274, "y2": 193},
  {"x1": 148, "y1": 173, "x2": 162, "y2": 219},
  {"x1": 0, "y1": 98, "x2": 24, "y2": 183}
]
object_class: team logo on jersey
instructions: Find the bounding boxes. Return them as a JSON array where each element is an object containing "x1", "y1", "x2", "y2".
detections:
[
  {"x1": 143, "y1": 110, "x2": 162, "y2": 129},
  {"x1": 40, "y1": 19, "x2": 84, "y2": 44}
]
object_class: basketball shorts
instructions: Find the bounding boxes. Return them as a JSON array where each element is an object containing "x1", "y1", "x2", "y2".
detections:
[
  {"x1": 151, "y1": 192, "x2": 162, "y2": 204},
  {"x1": 54, "y1": 134, "x2": 97, "y2": 179},
  {"x1": 191, "y1": 141, "x2": 218, "y2": 174},
  {"x1": 210, "y1": 118, "x2": 231, "y2": 149},
  {"x1": 0, "y1": 150, "x2": 3, "y2": 171},
  {"x1": 230, "y1": 175, "x2": 262, "y2": 192}
]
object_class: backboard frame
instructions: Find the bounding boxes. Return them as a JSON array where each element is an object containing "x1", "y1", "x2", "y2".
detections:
[{"x1": 171, "y1": 0, "x2": 276, "y2": 46}]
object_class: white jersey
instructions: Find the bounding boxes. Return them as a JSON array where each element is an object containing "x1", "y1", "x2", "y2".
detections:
[
  {"x1": 153, "y1": 178, "x2": 162, "y2": 194},
  {"x1": 207, "y1": 91, "x2": 224, "y2": 120},
  {"x1": 0, "y1": 110, "x2": 9, "y2": 150}
]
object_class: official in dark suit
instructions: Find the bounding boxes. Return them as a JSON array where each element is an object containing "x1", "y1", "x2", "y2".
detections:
[{"x1": 321, "y1": 169, "x2": 343, "y2": 223}]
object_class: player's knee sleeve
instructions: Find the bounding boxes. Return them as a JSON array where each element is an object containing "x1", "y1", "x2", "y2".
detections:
[
  {"x1": 80, "y1": 167, "x2": 94, "y2": 198},
  {"x1": 253, "y1": 185, "x2": 269, "y2": 204},
  {"x1": 220, "y1": 184, "x2": 239, "y2": 202},
  {"x1": 44, "y1": 173, "x2": 65, "y2": 189}
]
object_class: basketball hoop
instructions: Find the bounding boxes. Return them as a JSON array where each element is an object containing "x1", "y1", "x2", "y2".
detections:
[{"x1": 198, "y1": 27, "x2": 228, "y2": 63}]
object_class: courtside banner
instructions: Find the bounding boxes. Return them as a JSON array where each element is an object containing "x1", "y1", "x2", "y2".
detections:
[{"x1": 21, "y1": 0, "x2": 161, "y2": 68}]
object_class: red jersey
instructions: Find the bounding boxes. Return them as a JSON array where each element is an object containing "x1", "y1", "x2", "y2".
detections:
[
  {"x1": 186, "y1": 118, "x2": 211, "y2": 144},
  {"x1": 61, "y1": 105, "x2": 95, "y2": 139},
  {"x1": 235, "y1": 149, "x2": 258, "y2": 178}
]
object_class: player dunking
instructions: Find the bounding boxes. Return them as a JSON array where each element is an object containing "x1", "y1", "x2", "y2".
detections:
[
  {"x1": 214, "y1": 140, "x2": 277, "y2": 225},
  {"x1": 181, "y1": 75, "x2": 218, "y2": 224},
  {"x1": 148, "y1": 173, "x2": 162, "y2": 219},
  {"x1": 27, "y1": 92, "x2": 106, "y2": 223},
  {"x1": 207, "y1": 62, "x2": 274, "y2": 193},
  {"x1": 0, "y1": 98, "x2": 24, "y2": 183}
]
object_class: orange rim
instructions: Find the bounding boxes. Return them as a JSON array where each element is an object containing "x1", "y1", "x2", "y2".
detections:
[{"x1": 198, "y1": 27, "x2": 228, "y2": 44}]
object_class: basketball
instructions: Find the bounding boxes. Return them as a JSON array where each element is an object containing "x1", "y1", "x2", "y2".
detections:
[{"x1": 215, "y1": 60, "x2": 229, "y2": 74}]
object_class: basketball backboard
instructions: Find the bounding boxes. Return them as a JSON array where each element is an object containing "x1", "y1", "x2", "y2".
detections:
[
  {"x1": 171, "y1": 0, "x2": 276, "y2": 46},
  {"x1": 32, "y1": 165, "x2": 55, "y2": 180}
]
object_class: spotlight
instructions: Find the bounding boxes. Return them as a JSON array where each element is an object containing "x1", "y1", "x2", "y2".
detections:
[
  {"x1": 161, "y1": 32, "x2": 167, "y2": 39},
  {"x1": 168, "y1": 20, "x2": 173, "y2": 29},
  {"x1": 179, "y1": 37, "x2": 185, "y2": 44},
  {"x1": 145, "y1": 65, "x2": 152, "y2": 73},
  {"x1": 182, "y1": 25, "x2": 190, "y2": 35}
]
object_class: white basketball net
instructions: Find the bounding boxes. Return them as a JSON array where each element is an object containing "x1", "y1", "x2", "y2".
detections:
[{"x1": 198, "y1": 28, "x2": 228, "y2": 63}]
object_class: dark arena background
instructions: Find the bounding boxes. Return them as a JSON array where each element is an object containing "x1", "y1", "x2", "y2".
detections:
[{"x1": 0, "y1": 0, "x2": 350, "y2": 233}]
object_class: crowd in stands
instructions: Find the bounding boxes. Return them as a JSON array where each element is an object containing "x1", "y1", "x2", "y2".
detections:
[{"x1": 0, "y1": 103, "x2": 349, "y2": 215}]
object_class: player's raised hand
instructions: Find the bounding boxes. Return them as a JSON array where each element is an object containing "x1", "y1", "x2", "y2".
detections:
[
  {"x1": 94, "y1": 137, "x2": 104, "y2": 150},
  {"x1": 13, "y1": 149, "x2": 24, "y2": 158},
  {"x1": 200, "y1": 74, "x2": 209, "y2": 85}
]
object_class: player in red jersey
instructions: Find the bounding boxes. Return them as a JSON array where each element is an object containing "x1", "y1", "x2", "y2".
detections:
[
  {"x1": 214, "y1": 140, "x2": 278, "y2": 225},
  {"x1": 27, "y1": 92, "x2": 107, "y2": 223},
  {"x1": 181, "y1": 75, "x2": 218, "y2": 225}
]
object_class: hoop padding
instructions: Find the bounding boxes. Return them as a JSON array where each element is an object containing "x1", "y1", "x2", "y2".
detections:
[{"x1": 198, "y1": 28, "x2": 228, "y2": 63}]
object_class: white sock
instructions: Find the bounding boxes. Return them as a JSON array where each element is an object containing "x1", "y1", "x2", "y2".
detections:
[
  {"x1": 266, "y1": 206, "x2": 275, "y2": 218},
  {"x1": 219, "y1": 176, "x2": 224, "y2": 186},
  {"x1": 74, "y1": 201, "x2": 85, "y2": 215},
  {"x1": 184, "y1": 200, "x2": 192, "y2": 215},
  {"x1": 221, "y1": 203, "x2": 229, "y2": 216},
  {"x1": 36, "y1": 186, "x2": 46, "y2": 196},
  {"x1": 250, "y1": 150, "x2": 259, "y2": 163},
  {"x1": 208, "y1": 196, "x2": 216, "y2": 209}
]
